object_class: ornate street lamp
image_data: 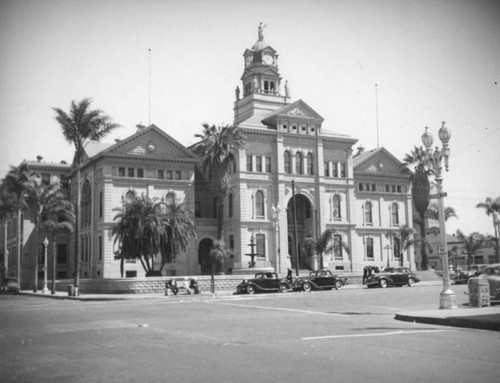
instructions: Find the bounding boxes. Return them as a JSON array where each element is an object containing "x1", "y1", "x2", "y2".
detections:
[
  {"x1": 42, "y1": 237, "x2": 49, "y2": 294},
  {"x1": 422, "y1": 122, "x2": 457, "y2": 309},
  {"x1": 272, "y1": 203, "x2": 281, "y2": 275}
]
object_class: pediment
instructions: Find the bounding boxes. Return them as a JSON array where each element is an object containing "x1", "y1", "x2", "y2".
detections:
[
  {"x1": 354, "y1": 147, "x2": 405, "y2": 176},
  {"x1": 90, "y1": 125, "x2": 197, "y2": 161},
  {"x1": 262, "y1": 100, "x2": 324, "y2": 127}
]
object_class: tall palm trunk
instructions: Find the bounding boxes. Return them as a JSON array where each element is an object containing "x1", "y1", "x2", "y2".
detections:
[
  {"x1": 33, "y1": 216, "x2": 39, "y2": 292},
  {"x1": 419, "y1": 212, "x2": 427, "y2": 270},
  {"x1": 51, "y1": 231, "x2": 57, "y2": 294},
  {"x1": 74, "y1": 166, "x2": 81, "y2": 294}
]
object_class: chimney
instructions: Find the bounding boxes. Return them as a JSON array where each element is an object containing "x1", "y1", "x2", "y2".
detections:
[
  {"x1": 356, "y1": 146, "x2": 365, "y2": 156},
  {"x1": 37, "y1": 155, "x2": 43, "y2": 162},
  {"x1": 136, "y1": 124, "x2": 146, "y2": 132}
]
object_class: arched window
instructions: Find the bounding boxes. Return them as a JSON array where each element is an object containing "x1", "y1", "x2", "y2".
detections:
[
  {"x1": 255, "y1": 191, "x2": 265, "y2": 218},
  {"x1": 264, "y1": 81, "x2": 269, "y2": 93},
  {"x1": 284, "y1": 151, "x2": 291, "y2": 174},
  {"x1": 296, "y1": 152, "x2": 303, "y2": 174},
  {"x1": 81, "y1": 180, "x2": 91, "y2": 228},
  {"x1": 307, "y1": 153, "x2": 314, "y2": 175},
  {"x1": 333, "y1": 195, "x2": 341, "y2": 220},
  {"x1": 270, "y1": 81, "x2": 275, "y2": 93},
  {"x1": 228, "y1": 193, "x2": 233, "y2": 218},
  {"x1": 364, "y1": 202, "x2": 373, "y2": 225},
  {"x1": 391, "y1": 203, "x2": 399, "y2": 226}
]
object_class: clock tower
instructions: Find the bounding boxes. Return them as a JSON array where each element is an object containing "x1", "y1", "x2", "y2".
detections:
[{"x1": 234, "y1": 24, "x2": 288, "y2": 126}]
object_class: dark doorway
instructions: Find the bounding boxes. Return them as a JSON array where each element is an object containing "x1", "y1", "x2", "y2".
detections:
[
  {"x1": 287, "y1": 194, "x2": 313, "y2": 270},
  {"x1": 198, "y1": 238, "x2": 213, "y2": 275}
]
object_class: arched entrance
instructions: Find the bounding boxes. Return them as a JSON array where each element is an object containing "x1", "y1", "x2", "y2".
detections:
[
  {"x1": 287, "y1": 194, "x2": 314, "y2": 270},
  {"x1": 198, "y1": 238, "x2": 213, "y2": 275}
]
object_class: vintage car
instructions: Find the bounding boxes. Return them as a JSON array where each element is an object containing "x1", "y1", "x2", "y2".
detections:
[
  {"x1": 0, "y1": 277, "x2": 20, "y2": 294},
  {"x1": 366, "y1": 267, "x2": 420, "y2": 288},
  {"x1": 484, "y1": 263, "x2": 500, "y2": 301},
  {"x1": 236, "y1": 272, "x2": 291, "y2": 294},
  {"x1": 454, "y1": 270, "x2": 474, "y2": 285},
  {"x1": 294, "y1": 269, "x2": 347, "y2": 292}
]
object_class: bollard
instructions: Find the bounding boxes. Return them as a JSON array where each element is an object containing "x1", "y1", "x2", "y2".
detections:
[
  {"x1": 67, "y1": 284, "x2": 75, "y2": 297},
  {"x1": 467, "y1": 277, "x2": 490, "y2": 307}
]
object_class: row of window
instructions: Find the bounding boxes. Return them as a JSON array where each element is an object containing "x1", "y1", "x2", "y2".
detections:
[
  {"x1": 247, "y1": 155, "x2": 272, "y2": 173},
  {"x1": 116, "y1": 167, "x2": 183, "y2": 180},
  {"x1": 324, "y1": 161, "x2": 347, "y2": 178},
  {"x1": 364, "y1": 237, "x2": 402, "y2": 260},
  {"x1": 359, "y1": 183, "x2": 404, "y2": 193},
  {"x1": 363, "y1": 202, "x2": 400, "y2": 226},
  {"x1": 284, "y1": 151, "x2": 314, "y2": 175}
]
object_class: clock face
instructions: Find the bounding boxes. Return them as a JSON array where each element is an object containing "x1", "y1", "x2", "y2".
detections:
[
  {"x1": 263, "y1": 54, "x2": 273, "y2": 65},
  {"x1": 245, "y1": 55, "x2": 253, "y2": 66}
]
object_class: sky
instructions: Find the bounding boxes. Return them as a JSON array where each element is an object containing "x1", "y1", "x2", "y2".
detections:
[{"x1": 1, "y1": 0, "x2": 499, "y2": 236}]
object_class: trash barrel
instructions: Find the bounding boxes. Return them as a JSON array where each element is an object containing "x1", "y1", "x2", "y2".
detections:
[
  {"x1": 467, "y1": 277, "x2": 490, "y2": 307},
  {"x1": 67, "y1": 284, "x2": 75, "y2": 297}
]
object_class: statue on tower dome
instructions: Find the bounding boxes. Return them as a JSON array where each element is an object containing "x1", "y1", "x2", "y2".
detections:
[{"x1": 258, "y1": 22, "x2": 266, "y2": 41}]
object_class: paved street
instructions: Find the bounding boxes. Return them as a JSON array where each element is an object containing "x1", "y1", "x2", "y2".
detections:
[{"x1": 1, "y1": 283, "x2": 498, "y2": 383}]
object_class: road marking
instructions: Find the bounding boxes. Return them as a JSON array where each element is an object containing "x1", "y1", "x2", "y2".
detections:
[
  {"x1": 302, "y1": 329, "x2": 456, "y2": 341},
  {"x1": 209, "y1": 302, "x2": 350, "y2": 317}
]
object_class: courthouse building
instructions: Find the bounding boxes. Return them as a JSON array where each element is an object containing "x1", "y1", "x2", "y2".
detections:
[{"x1": 1, "y1": 29, "x2": 414, "y2": 288}]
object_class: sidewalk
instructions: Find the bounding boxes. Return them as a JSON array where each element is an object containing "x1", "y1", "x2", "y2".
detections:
[{"x1": 395, "y1": 305, "x2": 500, "y2": 331}]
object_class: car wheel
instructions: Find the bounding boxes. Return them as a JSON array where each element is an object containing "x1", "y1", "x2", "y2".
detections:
[
  {"x1": 334, "y1": 281, "x2": 343, "y2": 290},
  {"x1": 279, "y1": 283, "x2": 288, "y2": 293},
  {"x1": 303, "y1": 282, "x2": 312, "y2": 292},
  {"x1": 246, "y1": 285, "x2": 256, "y2": 295},
  {"x1": 408, "y1": 278, "x2": 416, "y2": 287},
  {"x1": 379, "y1": 279, "x2": 388, "y2": 288}
]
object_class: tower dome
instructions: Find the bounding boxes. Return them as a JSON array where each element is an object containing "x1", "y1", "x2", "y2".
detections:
[{"x1": 251, "y1": 39, "x2": 269, "y2": 51}]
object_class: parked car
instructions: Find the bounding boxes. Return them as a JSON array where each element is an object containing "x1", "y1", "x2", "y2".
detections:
[
  {"x1": 236, "y1": 272, "x2": 291, "y2": 294},
  {"x1": 366, "y1": 267, "x2": 420, "y2": 288},
  {"x1": 483, "y1": 263, "x2": 500, "y2": 301},
  {"x1": 1, "y1": 277, "x2": 19, "y2": 294},
  {"x1": 454, "y1": 270, "x2": 474, "y2": 285},
  {"x1": 295, "y1": 269, "x2": 347, "y2": 292}
]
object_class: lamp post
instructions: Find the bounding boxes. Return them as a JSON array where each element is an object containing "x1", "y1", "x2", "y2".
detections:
[
  {"x1": 42, "y1": 237, "x2": 49, "y2": 294},
  {"x1": 272, "y1": 203, "x2": 281, "y2": 275},
  {"x1": 421, "y1": 122, "x2": 457, "y2": 309}
]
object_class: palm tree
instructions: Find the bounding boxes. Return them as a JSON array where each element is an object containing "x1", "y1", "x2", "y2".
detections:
[
  {"x1": 424, "y1": 203, "x2": 458, "y2": 235},
  {"x1": 403, "y1": 145, "x2": 437, "y2": 270},
  {"x1": 315, "y1": 229, "x2": 350, "y2": 270},
  {"x1": 111, "y1": 195, "x2": 167, "y2": 276},
  {"x1": 159, "y1": 198, "x2": 196, "y2": 274},
  {"x1": 208, "y1": 240, "x2": 230, "y2": 292},
  {"x1": 387, "y1": 225, "x2": 419, "y2": 267},
  {"x1": 193, "y1": 123, "x2": 246, "y2": 290},
  {"x1": 38, "y1": 190, "x2": 74, "y2": 294},
  {"x1": 0, "y1": 162, "x2": 39, "y2": 287},
  {"x1": 476, "y1": 196, "x2": 500, "y2": 263},
  {"x1": 53, "y1": 98, "x2": 120, "y2": 291},
  {"x1": 23, "y1": 181, "x2": 71, "y2": 292},
  {"x1": 193, "y1": 123, "x2": 246, "y2": 240},
  {"x1": 456, "y1": 230, "x2": 484, "y2": 270}
]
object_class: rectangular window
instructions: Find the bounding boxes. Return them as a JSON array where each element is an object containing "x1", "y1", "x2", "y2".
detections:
[
  {"x1": 385, "y1": 184, "x2": 390, "y2": 192},
  {"x1": 175, "y1": 171, "x2": 182, "y2": 180},
  {"x1": 266, "y1": 157, "x2": 271, "y2": 173},
  {"x1": 99, "y1": 191, "x2": 103, "y2": 218},
  {"x1": 391, "y1": 185, "x2": 396, "y2": 193},
  {"x1": 340, "y1": 163, "x2": 346, "y2": 178},
  {"x1": 167, "y1": 170, "x2": 173, "y2": 179},
  {"x1": 59, "y1": 174, "x2": 69, "y2": 189},
  {"x1": 195, "y1": 201, "x2": 201, "y2": 218},
  {"x1": 118, "y1": 167, "x2": 125, "y2": 177},
  {"x1": 256, "y1": 234, "x2": 266, "y2": 258},
  {"x1": 366, "y1": 238, "x2": 374, "y2": 260},
  {"x1": 397, "y1": 185, "x2": 402, "y2": 193},
  {"x1": 246, "y1": 155, "x2": 253, "y2": 172},
  {"x1": 256, "y1": 156, "x2": 262, "y2": 172},
  {"x1": 157, "y1": 170, "x2": 164, "y2": 179},
  {"x1": 332, "y1": 162, "x2": 339, "y2": 178},
  {"x1": 127, "y1": 168, "x2": 134, "y2": 177},
  {"x1": 57, "y1": 243, "x2": 67, "y2": 264},
  {"x1": 229, "y1": 235, "x2": 234, "y2": 250},
  {"x1": 359, "y1": 183, "x2": 364, "y2": 191},
  {"x1": 99, "y1": 235, "x2": 103, "y2": 261},
  {"x1": 324, "y1": 162, "x2": 330, "y2": 177},
  {"x1": 137, "y1": 168, "x2": 144, "y2": 178},
  {"x1": 371, "y1": 184, "x2": 376, "y2": 192}
]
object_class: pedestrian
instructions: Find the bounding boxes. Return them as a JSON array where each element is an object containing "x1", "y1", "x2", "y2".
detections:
[
  {"x1": 362, "y1": 266, "x2": 368, "y2": 284},
  {"x1": 286, "y1": 268, "x2": 293, "y2": 283}
]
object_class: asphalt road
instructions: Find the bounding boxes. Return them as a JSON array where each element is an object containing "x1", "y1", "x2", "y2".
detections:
[{"x1": 1, "y1": 284, "x2": 498, "y2": 383}]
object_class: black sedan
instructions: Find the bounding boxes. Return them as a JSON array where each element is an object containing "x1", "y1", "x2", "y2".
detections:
[
  {"x1": 236, "y1": 272, "x2": 291, "y2": 294},
  {"x1": 366, "y1": 267, "x2": 420, "y2": 288},
  {"x1": 295, "y1": 269, "x2": 347, "y2": 292}
]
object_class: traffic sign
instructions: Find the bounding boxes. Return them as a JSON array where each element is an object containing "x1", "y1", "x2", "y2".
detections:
[
  {"x1": 429, "y1": 192, "x2": 448, "y2": 199},
  {"x1": 438, "y1": 245, "x2": 446, "y2": 254}
]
